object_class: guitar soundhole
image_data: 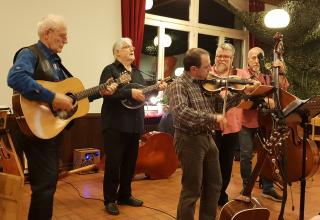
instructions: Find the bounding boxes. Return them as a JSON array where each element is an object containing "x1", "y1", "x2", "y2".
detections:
[
  {"x1": 51, "y1": 93, "x2": 78, "y2": 120},
  {"x1": 125, "y1": 99, "x2": 142, "y2": 107},
  {"x1": 54, "y1": 104, "x2": 78, "y2": 120}
]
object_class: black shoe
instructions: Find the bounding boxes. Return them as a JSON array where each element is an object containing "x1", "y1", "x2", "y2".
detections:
[
  {"x1": 262, "y1": 190, "x2": 282, "y2": 202},
  {"x1": 118, "y1": 196, "x2": 143, "y2": 207},
  {"x1": 105, "y1": 202, "x2": 119, "y2": 215}
]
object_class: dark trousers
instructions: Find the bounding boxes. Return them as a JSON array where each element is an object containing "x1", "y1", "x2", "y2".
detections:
[
  {"x1": 174, "y1": 130, "x2": 222, "y2": 220},
  {"x1": 103, "y1": 129, "x2": 140, "y2": 204},
  {"x1": 214, "y1": 130, "x2": 239, "y2": 204},
  {"x1": 13, "y1": 129, "x2": 59, "y2": 220}
]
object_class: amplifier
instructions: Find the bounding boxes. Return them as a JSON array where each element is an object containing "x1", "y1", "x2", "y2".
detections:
[{"x1": 73, "y1": 148, "x2": 100, "y2": 173}]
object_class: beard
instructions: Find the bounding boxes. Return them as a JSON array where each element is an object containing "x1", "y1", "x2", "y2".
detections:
[
  {"x1": 216, "y1": 63, "x2": 228, "y2": 73},
  {"x1": 251, "y1": 65, "x2": 260, "y2": 73}
]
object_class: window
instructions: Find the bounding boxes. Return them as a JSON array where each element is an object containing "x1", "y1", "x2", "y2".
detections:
[
  {"x1": 198, "y1": 34, "x2": 219, "y2": 65},
  {"x1": 141, "y1": 0, "x2": 249, "y2": 80},
  {"x1": 199, "y1": 0, "x2": 235, "y2": 29},
  {"x1": 141, "y1": 25, "x2": 159, "y2": 83},
  {"x1": 147, "y1": 0, "x2": 190, "y2": 21}
]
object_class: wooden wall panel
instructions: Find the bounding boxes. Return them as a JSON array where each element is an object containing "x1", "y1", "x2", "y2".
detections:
[{"x1": 7, "y1": 114, "x2": 162, "y2": 170}]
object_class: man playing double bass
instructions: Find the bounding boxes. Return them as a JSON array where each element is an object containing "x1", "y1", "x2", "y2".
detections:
[{"x1": 239, "y1": 47, "x2": 289, "y2": 202}]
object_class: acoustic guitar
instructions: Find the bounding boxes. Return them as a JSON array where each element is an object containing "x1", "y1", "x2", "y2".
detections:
[
  {"x1": 121, "y1": 76, "x2": 173, "y2": 109},
  {"x1": 12, "y1": 73, "x2": 131, "y2": 139}
]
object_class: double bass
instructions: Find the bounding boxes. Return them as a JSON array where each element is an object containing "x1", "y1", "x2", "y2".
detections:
[
  {"x1": 135, "y1": 131, "x2": 179, "y2": 179},
  {"x1": 257, "y1": 33, "x2": 320, "y2": 184},
  {"x1": 259, "y1": 89, "x2": 320, "y2": 184}
]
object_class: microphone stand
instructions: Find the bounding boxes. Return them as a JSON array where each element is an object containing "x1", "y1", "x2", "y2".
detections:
[{"x1": 298, "y1": 108, "x2": 310, "y2": 220}]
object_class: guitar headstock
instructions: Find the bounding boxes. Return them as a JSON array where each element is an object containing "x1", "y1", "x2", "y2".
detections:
[
  {"x1": 117, "y1": 71, "x2": 132, "y2": 85},
  {"x1": 161, "y1": 76, "x2": 175, "y2": 84}
]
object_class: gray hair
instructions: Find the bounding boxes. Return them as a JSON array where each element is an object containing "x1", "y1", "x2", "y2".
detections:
[
  {"x1": 37, "y1": 14, "x2": 66, "y2": 38},
  {"x1": 216, "y1": 43, "x2": 235, "y2": 56},
  {"x1": 248, "y1": 47, "x2": 264, "y2": 59},
  {"x1": 112, "y1": 37, "x2": 132, "y2": 57}
]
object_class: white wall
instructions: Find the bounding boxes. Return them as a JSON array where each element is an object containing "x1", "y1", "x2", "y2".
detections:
[{"x1": 0, "y1": 0, "x2": 121, "y2": 112}]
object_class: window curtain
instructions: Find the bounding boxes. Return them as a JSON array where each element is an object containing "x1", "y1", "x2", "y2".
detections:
[
  {"x1": 249, "y1": 0, "x2": 265, "y2": 48},
  {"x1": 121, "y1": 0, "x2": 146, "y2": 67}
]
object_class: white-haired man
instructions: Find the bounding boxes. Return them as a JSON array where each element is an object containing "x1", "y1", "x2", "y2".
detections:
[
  {"x1": 99, "y1": 37, "x2": 167, "y2": 215},
  {"x1": 239, "y1": 47, "x2": 289, "y2": 202},
  {"x1": 7, "y1": 14, "x2": 116, "y2": 219}
]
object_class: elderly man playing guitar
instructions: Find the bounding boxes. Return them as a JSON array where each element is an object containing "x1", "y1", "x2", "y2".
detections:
[{"x1": 7, "y1": 14, "x2": 117, "y2": 220}]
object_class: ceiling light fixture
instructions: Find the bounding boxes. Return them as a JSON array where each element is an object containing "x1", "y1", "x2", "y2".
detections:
[
  {"x1": 153, "y1": 34, "x2": 172, "y2": 47},
  {"x1": 145, "y1": 0, "x2": 153, "y2": 10},
  {"x1": 264, "y1": 9, "x2": 290, "y2": 28}
]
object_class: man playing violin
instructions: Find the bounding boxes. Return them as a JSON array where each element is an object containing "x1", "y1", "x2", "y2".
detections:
[
  {"x1": 168, "y1": 47, "x2": 259, "y2": 220},
  {"x1": 168, "y1": 48, "x2": 225, "y2": 220},
  {"x1": 239, "y1": 47, "x2": 289, "y2": 202},
  {"x1": 210, "y1": 43, "x2": 260, "y2": 206}
]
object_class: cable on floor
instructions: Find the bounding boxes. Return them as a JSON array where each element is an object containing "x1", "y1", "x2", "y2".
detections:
[
  {"x1": 61, "y1": 179, "x2": 104, "y2": 202},
  {"x1": 61, "y1": 179, "x2": 176, "y2": 219}
]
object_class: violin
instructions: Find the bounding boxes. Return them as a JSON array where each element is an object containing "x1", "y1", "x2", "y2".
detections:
[{"x1": 195, "y1": 74, "x2": 254, "y2": 93}]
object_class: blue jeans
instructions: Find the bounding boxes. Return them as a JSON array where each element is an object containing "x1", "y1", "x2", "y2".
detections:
[{"x1": 239, "y1": 126, "x2": 274, "y2": 193}]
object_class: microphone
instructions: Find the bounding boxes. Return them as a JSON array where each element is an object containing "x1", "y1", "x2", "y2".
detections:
[{"x1": 257, "y1": 53, "x2": 270, "y2": 75}]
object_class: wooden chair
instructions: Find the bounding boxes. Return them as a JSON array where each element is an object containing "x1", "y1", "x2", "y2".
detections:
[
  {"x1": 310, "y1": 115, "x2": 320, "y2": 141},
  {"x1": 0, "y1": 109, "x2": 24, "y2": 220}
]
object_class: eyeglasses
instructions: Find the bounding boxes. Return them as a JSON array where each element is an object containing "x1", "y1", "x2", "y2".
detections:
[
  {"x1": 122, "y1": 45, "x2": 135, "y2": 50},
  {"x1": 216, "y1": 55, "x2": 232, "y2": 60}
]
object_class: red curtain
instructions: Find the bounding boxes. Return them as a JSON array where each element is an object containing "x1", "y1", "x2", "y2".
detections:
[
  {"x1": 249, "y1": 0, "x2": 265, "y2": 48},
  {"x1": 121, "y1": 0, "x2": 146, "y2": 67}
]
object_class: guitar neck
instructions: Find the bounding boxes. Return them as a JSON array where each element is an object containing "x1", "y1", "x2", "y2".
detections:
[
  {"x1": 142, "y1": 84, "x2": 159, "y2": 94},
  {"x1": 242, "y1": 148, "x2": 267, "y2": 197},
  {"x1": 75, "y1": 78, "x2": 121, "y2": 100},
  {"x1": 142, "y1": 77, "x2": 172, "y2": 94}
]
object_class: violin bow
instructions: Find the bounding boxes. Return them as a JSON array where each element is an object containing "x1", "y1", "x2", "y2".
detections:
[{"x1": 222, "y1": 64, "x2": 233, "y2": 118}]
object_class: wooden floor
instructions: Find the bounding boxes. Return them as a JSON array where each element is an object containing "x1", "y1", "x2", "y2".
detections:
[{"x1": 21, "y1": 160, "x2": 320, "y2": 220}]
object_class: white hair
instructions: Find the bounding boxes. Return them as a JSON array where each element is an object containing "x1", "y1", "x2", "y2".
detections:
[
  {"x1": 216, "y1": 43, "x2": 235, "y2": 56},
  {"x1": 37, "y1": 14, "x2": 66, "y2": 38},
  {"x1": 112, "y1": 37, "x2": 132, "y2": 57},
  {"x1": 248, "y1": 47, "x2": 264, "y2": 59}
]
